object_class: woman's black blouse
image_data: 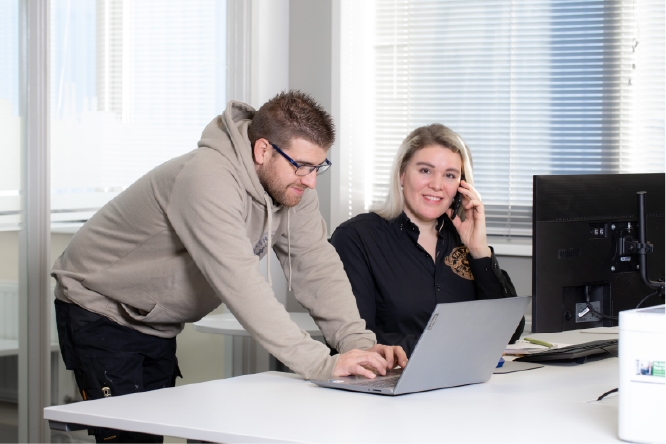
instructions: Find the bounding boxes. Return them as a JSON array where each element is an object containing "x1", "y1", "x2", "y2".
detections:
[{"x1": 330, "y1": 211, "x2": 523, "y2": 357}]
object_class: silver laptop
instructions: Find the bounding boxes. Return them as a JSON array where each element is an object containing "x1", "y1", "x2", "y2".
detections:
[{"x1": 311, "y1": 296, "x2": 531, "y2": 395}]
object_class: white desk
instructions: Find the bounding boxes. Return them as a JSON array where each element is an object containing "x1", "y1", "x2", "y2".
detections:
[
  {"x1": 45, "y1": 329, "x2": 621, "y2": 443},
  {"x1": 193, "y1": 312, "x2": 323, "y2": 376}
]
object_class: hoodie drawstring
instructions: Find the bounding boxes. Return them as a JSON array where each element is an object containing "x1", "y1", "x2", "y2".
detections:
[
  {"x1": 287, "y1": 209, "x2": 292, "y2": 291},
  {"x1": 263, "y1": 193, "x2": 273, "y2": 286},
  {"x1": 263, "y1": 193, "x2": 292, "y2": 291}
]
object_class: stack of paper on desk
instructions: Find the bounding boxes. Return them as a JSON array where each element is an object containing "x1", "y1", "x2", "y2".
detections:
[{"x1": 504, "y1": 341, "x2": 571, "y2": 356}]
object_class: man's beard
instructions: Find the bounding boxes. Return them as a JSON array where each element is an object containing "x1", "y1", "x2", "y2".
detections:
[{"x1": 257, "y1": 161, "x2": 305, "y2": 208}]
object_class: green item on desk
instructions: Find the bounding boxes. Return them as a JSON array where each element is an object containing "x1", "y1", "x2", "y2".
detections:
[{"x1": 524, "y1": 337, "x2": 554, "y2": 348}]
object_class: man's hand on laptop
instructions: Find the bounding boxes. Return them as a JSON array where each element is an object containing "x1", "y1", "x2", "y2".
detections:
[
  {"x1": 333, "y1": 345, "x2": 408, "y2": 379},
  {"x1": 368, "y1": 344, "x2": 408, "y2": 371}
]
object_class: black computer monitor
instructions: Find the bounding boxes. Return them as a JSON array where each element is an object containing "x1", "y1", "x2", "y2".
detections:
[{"x1": 531, "y1": 173, "x2": 665, "y2": 333}]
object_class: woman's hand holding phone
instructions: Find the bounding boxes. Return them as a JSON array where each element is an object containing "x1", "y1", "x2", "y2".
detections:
[
  {"x1": 447, "y1": 179, "x2": 491, "y2": 259},
  {"x1": 449, "y1": 191, "x2": 463, "y2": 221}
]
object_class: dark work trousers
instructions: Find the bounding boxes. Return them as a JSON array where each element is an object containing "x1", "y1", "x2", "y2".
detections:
[{"x1": 54, "y1": 299, "x2": 182, "y2": 443}]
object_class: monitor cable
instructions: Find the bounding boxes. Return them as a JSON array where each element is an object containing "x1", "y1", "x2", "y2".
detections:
[
  {"x1": 596, "y1": 388, "x2": 618, "y2": 401},
  {"x1": 583, "y1": 285, "x2": 618, "y2": 321},
  {"x1": 601, "y1": 345, "x2": 618, "y2": 358},
  {"x1": 636, "y1": 290, "x2": 664, "y2": 309}
]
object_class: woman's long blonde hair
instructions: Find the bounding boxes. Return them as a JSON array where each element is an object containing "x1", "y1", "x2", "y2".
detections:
[{"x1": 372, "y1": 124, "x2": 474, "y2": 221}]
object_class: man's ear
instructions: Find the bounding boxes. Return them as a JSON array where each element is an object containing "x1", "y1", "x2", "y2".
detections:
[{"x1": 253, "y1": 138, "x2": 270, "y2": 166}]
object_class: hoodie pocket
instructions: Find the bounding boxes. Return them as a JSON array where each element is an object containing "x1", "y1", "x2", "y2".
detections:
[{"x1": 120, "y1": 302, "x2": 175, "y2": 324}]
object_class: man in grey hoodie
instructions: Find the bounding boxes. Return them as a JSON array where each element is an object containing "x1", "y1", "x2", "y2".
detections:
[{"x1": 52, "y1": 91, "x2": 407, "y2": 442}]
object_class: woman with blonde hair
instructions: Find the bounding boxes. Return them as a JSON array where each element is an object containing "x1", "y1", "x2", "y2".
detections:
[{"x1": 330, "y1": 124, "x2": 524, "y2": 356}]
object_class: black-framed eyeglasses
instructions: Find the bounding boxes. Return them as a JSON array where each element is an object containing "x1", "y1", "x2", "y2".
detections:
[{"x1": 270, "y1": 142, "x2": 332, "y2": 176}]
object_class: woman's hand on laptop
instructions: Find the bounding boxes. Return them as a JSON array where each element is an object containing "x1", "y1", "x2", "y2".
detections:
[{"x1": 333, "y1": 345, "x2": 408, "y2": 379}]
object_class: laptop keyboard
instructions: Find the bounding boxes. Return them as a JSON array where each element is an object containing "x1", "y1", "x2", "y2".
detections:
[{"x1": 351, "y1": 374, "x2": 401, "y2": 388}]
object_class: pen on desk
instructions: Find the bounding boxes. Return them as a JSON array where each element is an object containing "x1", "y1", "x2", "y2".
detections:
[{"x1": 524, "y1": 337, "x2": 554, "y2": 348}]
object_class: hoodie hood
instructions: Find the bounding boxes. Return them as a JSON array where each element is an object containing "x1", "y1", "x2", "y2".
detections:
[{"x1": 198, "y1": 100, "x2": 267, "y2": 204}]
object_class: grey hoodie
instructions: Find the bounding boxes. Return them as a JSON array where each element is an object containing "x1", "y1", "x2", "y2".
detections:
[{"x1": 51, "y1": 100, "x2": 376, "y2": 380}]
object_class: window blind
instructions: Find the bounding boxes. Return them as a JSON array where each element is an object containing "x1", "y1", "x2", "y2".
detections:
[{"x1": 337, "y1": 0, "x2": 664, "y2": 237}]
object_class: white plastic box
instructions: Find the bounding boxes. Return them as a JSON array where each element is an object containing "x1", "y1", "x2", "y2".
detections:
[{"x1": 619, "y1": 304, "x2": 665, "y2": 443}]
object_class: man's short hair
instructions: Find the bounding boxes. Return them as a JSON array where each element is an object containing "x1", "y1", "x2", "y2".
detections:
[{"x1": 248, "y1": 90, "x2": 335, "y2": 151}]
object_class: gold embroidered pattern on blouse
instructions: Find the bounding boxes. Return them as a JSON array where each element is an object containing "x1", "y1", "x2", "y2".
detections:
[{"x1": 444, "y1": 246, "x2": 474, "y2": 280}]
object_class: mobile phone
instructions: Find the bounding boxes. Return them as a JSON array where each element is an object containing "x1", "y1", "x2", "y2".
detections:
[
  {"x1": 449, "y1": 192, "x2": 463, "y2": 221},
  {"x1": 449, "y1": 175, "x2": 465, "y2": 221}
]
